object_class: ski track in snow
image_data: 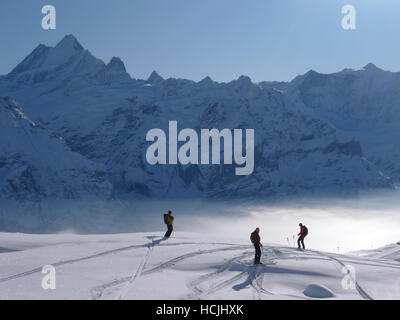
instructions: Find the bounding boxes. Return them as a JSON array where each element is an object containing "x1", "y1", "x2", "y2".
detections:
[
  {"x1": 88, "y1": 243, "x2": 349, "y2": 300},
  {"x1": 97, "y1": 244, "x2": 250, "y2": 300},
  {"x1": 313, "y1": 250, "x2": 374, "y2": 300},
  {"x1": 183, "y1": 247, "x2": 277, "y2": 299},
  {"x1": 1, "y1": 234, "x2": 397, "y2": 299},
  {"x1": 142, "y1": 245, "x2": 248, "y2": 276},
  {"x1": 115, "y1": 239, "x2": 155, "y2": 300},
  {"x1": 0, "y1": 239, "x2": 242, "y2": 286},
  {"x1": 184, "y1": 251, "x2": 253, "y2": 299},
  {"x1": 247, "y1": 248, "x2": 279, "y2": 299},
  {"x1": 0, "y1": 243, "x2": 147, "y2": 284},
  {"x1": 251, "y1": 248, "x2": 276, "y2": 297}
]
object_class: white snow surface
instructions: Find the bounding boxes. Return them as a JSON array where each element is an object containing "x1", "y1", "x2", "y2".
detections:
[{"x1": 0, "y1": 232, "x2": 399, "y2": 300}]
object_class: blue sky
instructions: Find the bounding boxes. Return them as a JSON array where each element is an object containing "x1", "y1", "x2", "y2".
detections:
[{"x1": 1, "y1": 0, "x2": 400, "y2": 82}]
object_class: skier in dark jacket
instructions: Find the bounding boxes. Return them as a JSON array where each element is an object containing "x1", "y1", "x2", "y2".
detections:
[
  {"x1": 164, "y1": 210, "x2": 174, "y2": 238},
  {"x1": 250, "y1": 228, "x2": 263, "y2": 264},
  {"x1": 297, "y1": 223, "x2": 308, "y2": 249}
]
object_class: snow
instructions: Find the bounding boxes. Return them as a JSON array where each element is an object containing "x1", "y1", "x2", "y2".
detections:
[
  {"x1": 283, "y1": 64, "x2": 400, "y2": 184},
  {"x1": 351, "y1": 242, "x2": 400, "y2": 262},
  {"x1": 0, "y1": 35, "x2": 399, "y2": 300},
  {"x1": 0, "y1": 34, "x2": 395, "y2": 203},
  {"x1": 303, "y1": 284, "x2": 335, "y2": 298},
  {"x1": 0, "y1": 231, "x2": 399, "y2": 300},
  {"x1": 0, "y1": 96, "x2": 112, "y2": 201}
]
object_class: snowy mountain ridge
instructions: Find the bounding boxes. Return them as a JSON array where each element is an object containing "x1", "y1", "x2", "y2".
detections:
[
  {"x1": 0, "y1": 96, "x2": 112, "y2": 202},
  {"x1": 0, "y1": 35, "x2": 397, "y2": 203},
  {"x1": 260, "y1": 63, "x2": 400, "y2": 181}
]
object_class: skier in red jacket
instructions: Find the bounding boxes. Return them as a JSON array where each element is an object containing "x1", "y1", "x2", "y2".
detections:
[{"x1": 297, "y1": 223, "x2": 308, "y2": 249}]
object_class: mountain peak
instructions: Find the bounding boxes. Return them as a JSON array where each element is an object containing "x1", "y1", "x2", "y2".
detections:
[
  {"x1": 363, "y1": 63, "x2": 381, "y2": 72},
  {"x1": 9, "y1": 44, "x2": 51, "y2": 75},
  {"x1": 198, "y1": 76, "x2": 213, "y2": 85},
  {"x1": 233, "y1": 75, "x2": 253, "y2": 87},
  {"x1": 106, "y1": 57, "x2": 127, "y2": 72},
  {"x1": 96, "y1": 57, "x2": 131, "y2": 84},
  {"x1": 7, "y1": 35, "x2": 105, "y2": 83},
  {"x1": 305, "y1": 70, "x2": 320, "y2": 76},
  {"x1": 238, "y1": 75, "x2": 252, "y2": 82},
  {"x1": 55, "y1": 34, "x2": 83, "y2": 51},
  {"x1": 147, "y1": 70, "x2": 164, "y2": 84},
  {"x1": 341, "y1": 68, "x2": 354, "y2": 73}
]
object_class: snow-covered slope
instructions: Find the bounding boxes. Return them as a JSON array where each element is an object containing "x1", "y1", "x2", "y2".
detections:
[
  {"x1": 277, "y1": 64, "x2": 400, "y2": 182},
  {"x1": 0, "y1": 96, "x2": 112, "y2": 201},
  {"x1": 352, "y1": 241, "x2": 400, "y2": 262},
  {"x1": 0, "y1": 232, "x2": 399, "y2": 300},
  {"x1": 4, "y1": 35, "x2": 131, "y2": 87},
  {"x1": 0, "y1": 35, "x2": 393, "y2": 200}
]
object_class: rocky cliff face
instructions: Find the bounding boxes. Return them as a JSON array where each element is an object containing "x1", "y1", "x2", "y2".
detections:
[
  {"x1": 0, "y1": 96, "x2": 112, "y2": 201},
  {"x1": 274, "y1": 64, "x2": 400, "y2": 182}
]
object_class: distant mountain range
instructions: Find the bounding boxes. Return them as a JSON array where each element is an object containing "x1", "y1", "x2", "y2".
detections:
[{"x1": 0, "y1": 34, "x2": 397, "y2": 203}]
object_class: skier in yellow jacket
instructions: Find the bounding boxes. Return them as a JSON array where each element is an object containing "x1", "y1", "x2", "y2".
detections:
[{"x1": 163, "y1": 210, "x2": 174, "y2": 238}]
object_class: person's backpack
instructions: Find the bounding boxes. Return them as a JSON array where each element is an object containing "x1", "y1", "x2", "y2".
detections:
[
  {"x1": 303, "y1": 226, "x2": 308, "y2": 236},
  {"x1": 163, "y1": 214, "x2": 169, "y2": 224},
  {"x1": 250, "y1": 232, "x2": 256, "y2": 244}
]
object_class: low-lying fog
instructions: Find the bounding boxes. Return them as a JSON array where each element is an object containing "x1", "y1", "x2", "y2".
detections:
[
  {"x1": 146, "y1": 190, "x2": 400, "y2": 253},
  {"x1": 183, "y1": 201, "x2": 400, "y2": 253},
  {"x1": 1, "y1": 189, "x2": 399, "y2": 253}
]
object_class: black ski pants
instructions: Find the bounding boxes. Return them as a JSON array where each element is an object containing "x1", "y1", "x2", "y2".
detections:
[
  {"x1": 298, "y1": 235, "x2": 305, "y2": 249},
  {"x1": 165, "y1": 224, "x2": 173, "y2": 238},
  {"x1": 254, "y1": 243, "x2": 261, "y2": 264}
]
